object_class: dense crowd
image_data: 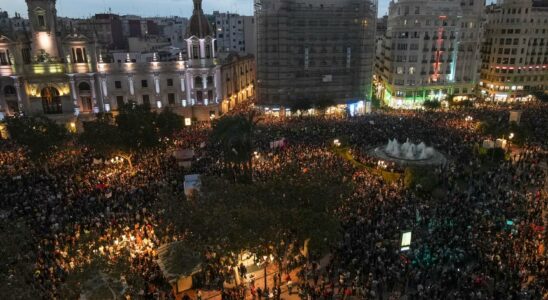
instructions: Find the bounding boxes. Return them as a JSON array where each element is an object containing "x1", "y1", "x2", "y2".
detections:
[{"x1": 0, "y1": 102, "x2": 546, "y2": 299}]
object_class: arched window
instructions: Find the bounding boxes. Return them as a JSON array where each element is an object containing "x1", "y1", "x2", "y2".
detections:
[
  {"x1": 192, "y1": 45, "x2": 199, "y2": 59},
  {"x1": 76, "y1": 48, "x2": 84, "y2": 63},
  {"x1": 195, "y1": 76, "x2": 203, "y2": 88},
  {"x1": 41, "y1": 87, "x2": 62, "y2": 114},
  {"x1": 205, "y1": 44, "x2": 211, "y2": 58},
  {"x1": 207, "y1": 76, "x2": 214, "y2": 86},
  {"x1": 78, "y1": 82, "x2": 91, "y2": 92},
  {"x1": 4, "y1": 85, "x2": 16, "y2": 96}
]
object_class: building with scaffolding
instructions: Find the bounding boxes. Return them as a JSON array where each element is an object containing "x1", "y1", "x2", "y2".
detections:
[
  {"x1": 375, "y1": 0, "x2": 484, "y2": 108},
  {"x1": 254, "y1": 0, "x2": 377, "y2": 114}
]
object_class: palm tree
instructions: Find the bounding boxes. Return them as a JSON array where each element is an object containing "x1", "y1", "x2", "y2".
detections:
[{"x1": 211, "y1": 110, "x2": 261, "y2": 183}]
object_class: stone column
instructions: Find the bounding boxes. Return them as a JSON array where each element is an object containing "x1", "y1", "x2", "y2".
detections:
[
  {"x1": 215, "y1": 67, "x2": 222, "y2": 103},
  {"x1": 128, "y1": 75, "x2": 135, "y2": 96},
  {"x1": 68, "y1": 74, "x2": 79, "y2": 115},
  {"x1": 11, "y1": 76, "x2": 24, "y2": 114},
  {"x1": 180, "y1": 74, "x2": 185, "y2": 92},
  {"x1": 154, "y1": 74, "x2": 160, "y2": 95},
  {"x1": 100, "y1": 76, "x2": 110, "y2": 111},
  {"x1": 202, "y1": 74, "x2": 207, "y2": 89},
  {"x1": 154, "y1": 74, "x2": 161, "y2": 108},
  {"x1": 185, "y1": 73, "x2": 192, "y2": 106},
  {"x1": 0, "y1": 86, "x2": 8, "y2": 116},
  {"x1": 88, "y1": 73, "x2": 98, "y2": 113},
  {"x1": 199, "y1": 39, "x2": 206, "y2": 59}
]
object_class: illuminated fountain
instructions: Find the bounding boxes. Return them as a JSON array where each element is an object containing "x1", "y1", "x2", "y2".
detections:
[{"x1": 369, "y1": 138, "x2": 447, "y2": 166}]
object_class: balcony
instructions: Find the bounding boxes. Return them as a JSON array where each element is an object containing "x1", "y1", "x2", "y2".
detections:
[
  {"x1": 22, "y1": 63, "x2": 66, "y2": 75},
  {"x1": 0, "y1": 65, "x2": 15, "y2": 76}
]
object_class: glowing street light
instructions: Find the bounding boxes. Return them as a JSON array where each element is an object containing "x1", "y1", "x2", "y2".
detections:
[
  {"x1": 333, "y1": 139, "x2": 341, "y2": 147},
  {"x1": 509, "y1": 133, "x2": 515, "y2": 140}
]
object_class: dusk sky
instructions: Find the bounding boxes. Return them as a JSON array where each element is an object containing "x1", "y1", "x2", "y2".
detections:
[{"x1": 0, "y1": 0, "x2": 393, "y2": 19}]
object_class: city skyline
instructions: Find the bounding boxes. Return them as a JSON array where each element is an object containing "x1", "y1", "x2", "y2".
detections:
[{"x1": 2, "y1": 0, "x2": 393, "y2": 18}]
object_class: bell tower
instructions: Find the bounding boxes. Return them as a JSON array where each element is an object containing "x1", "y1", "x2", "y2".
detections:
[{"x1": 25, "y1": 0, "x2": 60, "y2": 60}]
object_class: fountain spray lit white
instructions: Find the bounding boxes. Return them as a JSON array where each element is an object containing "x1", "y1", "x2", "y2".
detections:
[
  {"x1": 385, "y1": 139, "x2": 435, "y2": 160},
  {"x1": 369, "y1": 138, "x2": 447, "y2": 166}
]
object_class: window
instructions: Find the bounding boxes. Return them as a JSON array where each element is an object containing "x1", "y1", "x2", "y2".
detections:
[
  {"x1": 115, "y1": 81, "x2": 122, "y2": 89},
  {"x1": 141, "y1": 80, "x2": 148, "y2": 88},
  {"x1": 205, "y1": 44, "x2": 211, "y2": 58},
  {"x1": 192, "y1": 45, "x2": 199, "y2": 59},
  {"x1": 167, "y1": 78, "x2": 174, "y2": 87},
  {"x1": 37, "y1": 15, "x2": 46, "y2": 27},
  {"x1": 22, "y1": 48, "x2": 31, "y2": 64},
  {"x1": 168, "y1": 93, "x2": 175, "y2": 105},
  {"x1": 0, "y1": 50, "x2": 10, "y2": 65}
]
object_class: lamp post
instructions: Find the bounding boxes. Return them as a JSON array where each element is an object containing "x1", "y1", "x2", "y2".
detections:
[{"x1": 263, "y1": 255, "x2": 269, "y2": 299}]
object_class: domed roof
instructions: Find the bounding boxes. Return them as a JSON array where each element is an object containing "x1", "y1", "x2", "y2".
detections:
[{"x1": 186, "y1": 0, "x2": 212, "y2": 38}]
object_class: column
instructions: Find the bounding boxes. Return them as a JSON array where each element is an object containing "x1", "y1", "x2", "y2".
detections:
[
  {"x1": 185, "y1": 73, "x2": 193, "y2": 106},
  {"x1": 88, "y1": 73, "x2": 98, "y2": 113},
  {"x1": 154, "y1": 74, "x2": 161, "y2": 108},
  {"x1": 180, "y1": 73, "x2": 185, "y2": 92},
  {"x1": 202, "y1": 74, "x2": 207, "y2": 89},
  {"x1": 100, "y1": 76, "x2": 110, "y2": 111},
  {"x1": 128, "y1": 75, "x2": 135, "y2": 96},
  {"x1": 154, "y1": 74, "x2": 160, "y2": 95},
  {"x1": 215, "y1": 68, "x2": 222, "y2": 103},
  {"x1": 68, "y1": 74, "x2": 79, "y2": 115},
  {"x1": 11, "y1": 76, "x2": 24, "y2": 114},
  {"x1": 0, "y1": 87, "x2": 8, "y2": 116},
  {"x1": 199, "y1": 39, "x2": 206, "y2": 59}
]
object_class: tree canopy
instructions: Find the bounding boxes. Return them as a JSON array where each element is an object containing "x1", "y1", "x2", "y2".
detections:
[
  {"x1": 166, "y1": 165, "x2": 353, "y2": 272},
  {"x1": 210, "y1": 111, "x2": 261, "y2": 183},
  {"x1": 5, "y1": 115, "x2": 68, "y2": 163}
]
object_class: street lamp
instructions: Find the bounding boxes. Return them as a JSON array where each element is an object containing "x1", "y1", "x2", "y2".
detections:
[
  {"x1": 262, "y1": 255, "x2": 269, "y2": 298},
  {"x1": 509, "y1": 133, "x2": 514, "y2": 140},
  {"x1": 333, "y1": 139, "x2": 341, "y2": 147}
]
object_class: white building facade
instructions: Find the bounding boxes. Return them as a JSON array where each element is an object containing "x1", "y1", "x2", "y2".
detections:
[
  {"x1": 213, "y1": 11, "x2": 256, "y2": 56},
  {"x1": 480, "y1": 0, "x2": 548, "y2": 101},
  {"x1": 376, "y1": 0, "x2": 484, "y2": 108},
  {"x1": 0, "y1": 0, "x2": 242, "y2": 123}
]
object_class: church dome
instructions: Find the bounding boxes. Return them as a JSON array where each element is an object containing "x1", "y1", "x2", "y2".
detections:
[{"x1": 187, "y1": 0, "x2": 212, "y2": 38}]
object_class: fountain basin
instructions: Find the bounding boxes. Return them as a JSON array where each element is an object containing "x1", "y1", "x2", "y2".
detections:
[{"x1": 368, "y1": 139, "x2": 447, "y2": 167}]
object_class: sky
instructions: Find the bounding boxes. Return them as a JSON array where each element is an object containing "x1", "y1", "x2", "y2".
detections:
[{"x1": 0, "y1": 0, "x2": 393, "y2": 19}]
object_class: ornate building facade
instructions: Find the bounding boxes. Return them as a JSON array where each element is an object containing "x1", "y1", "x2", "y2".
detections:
[{"x1": 0, "y1": 0, "x2": 254, "y2": 123}]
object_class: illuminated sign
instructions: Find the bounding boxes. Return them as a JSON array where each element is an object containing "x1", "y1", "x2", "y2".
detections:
[{"x1": 401, "y1": 231, "x2": 412, "y2": 251}]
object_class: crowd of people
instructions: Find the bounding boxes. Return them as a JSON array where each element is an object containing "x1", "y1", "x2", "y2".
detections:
[{"x1": 0, "y1": 101, "x2": 546, "y2": 299}]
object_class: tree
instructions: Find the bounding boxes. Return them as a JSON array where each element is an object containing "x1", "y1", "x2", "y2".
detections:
[
  {"x1": 170, "y1": 165, "x2": 353, "y2": 280},
  {"x1": 292, "y1": 99, "x2": 313, "y2": 115},
  {"x1": 5, "y1": 115, "x2": 68, "y2": 167},
  {"x1": 80, "y1": 103, "x2": 162, "y2": 170},
  {"x1": 157, "y1": 107, "x2": 183, "y2": 137},
  {"x1": 210, "y1": 110, "x2": 261, "y2": 183},
  {"x1": 314, "y1": 97, "x2": 336, "y2": 114},
  {"x1": 116, "y1": 102, "x2": 160, "y2": 152},
  {"x1": 531, "y1": 90, "x2": 548, "y2": 103},
  {"x1": 422, "y1": 100, "x2": 441, "y2": 110},
  {"x1": 80, "y1": 113, "x2": 121, "y2": 157}
]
